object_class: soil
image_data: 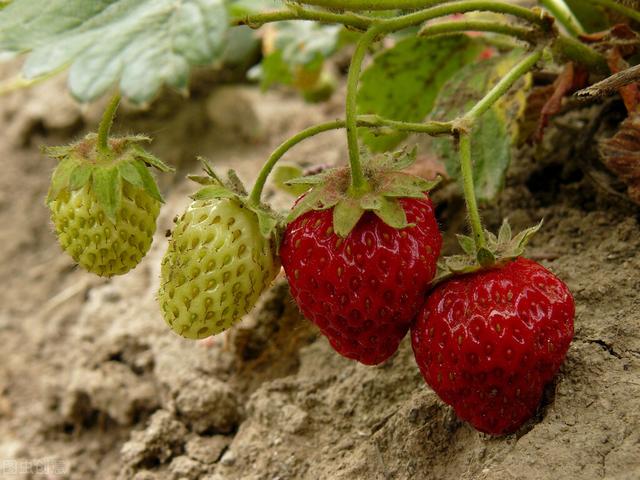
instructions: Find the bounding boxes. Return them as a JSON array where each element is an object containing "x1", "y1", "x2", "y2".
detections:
[{"x1": 0, "y1": 66, "x2": 639, "y2": 480}]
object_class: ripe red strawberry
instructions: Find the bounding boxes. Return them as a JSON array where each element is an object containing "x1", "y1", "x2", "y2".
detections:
[
  {"x1": 281, "y1": 195, "x2": 442, "y2": 365},
  {"x1": 411, "y1": 257, "x2": 575, "y2": 435}
]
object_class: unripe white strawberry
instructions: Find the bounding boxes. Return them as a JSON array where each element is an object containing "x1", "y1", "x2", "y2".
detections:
[
  {"x1": 46, "y1": 134, "x2": 172, "y2": 277},
  {"x1": 158, "y1": 164, "x2": 281, "y2": 339}
]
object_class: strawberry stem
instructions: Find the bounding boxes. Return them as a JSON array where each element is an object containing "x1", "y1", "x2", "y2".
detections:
[
  {"x1": 459, "y1": 132, "x2": 487, "y2": 251},
  {"x1": 249, "y1": 120, "x2": 346, "y2": 206},
  {"x1": 345, "y1": 28, "x2": 379, "y2": 195},
  {"x1": 248, "y1": 116, "x2": 453, "y2": 206},
  {"x1": 465, "y1": 49, "x2": 543, "y2": 122},
  {"x1": 97, "y1": 92, "x2": 121, "y2": 156},
  {"x1": 539, "y1": 0, "x2": 584, "y2": 37},
  {"x1": 420, "y1": 20, "x2": 539, "y2": 43},
  {"x1": 457, "y1": 49, "x2": 543, "y2": 259}
]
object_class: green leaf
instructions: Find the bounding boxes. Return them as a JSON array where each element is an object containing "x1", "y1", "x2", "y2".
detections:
[
  {"x1": 0, "y1": 0, "x2": 228, "y2": 103},
  {"x1": 333, "y1": 199, "x2": 364, "y2": 238},
  {"x1": 273, "y1": 165, "x2": 310, "y2": 196},
  {"x1": 68, "y1": 163, "x2": 93, "y2": 191},
  {"x1": 47, "y1": 157, "x2": 78, "y2": 203},
  {"x1": 92, "y1": 166, "x2": 122, "y2": 224},
  {"x1": 357, "y1": 35, "x2": 483, "y2": 152},
  {"x1": 132, "y1": 160, "x2": 164, "y2": 203},
  {"x1": 118, "y1": 160, "x2": 144, "y2": 189},
  {"x1": 431, "y1": 52, "x2": 529, "y2": 202},
  {"x1": 255, "y1": 50, "x2": 293, "y2": 90},
  {"x1": 256, "y1": 21, "x2": 341, "y2": 90},
  {"x1": 372, "y1": 196, "x2": 408, "y2": 229}
]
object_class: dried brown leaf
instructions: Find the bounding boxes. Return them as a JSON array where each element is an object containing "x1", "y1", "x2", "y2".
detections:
[{"x1": 599, "y1": 113, "x2": 640, "y2": 204}]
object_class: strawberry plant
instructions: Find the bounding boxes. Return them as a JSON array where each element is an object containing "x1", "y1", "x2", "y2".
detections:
[{"x1": 2, "y1": 0, "x2": 638, "y2": 436}]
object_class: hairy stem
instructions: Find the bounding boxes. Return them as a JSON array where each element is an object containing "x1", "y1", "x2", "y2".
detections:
[
  {"x1": 370, "y1": 1, "x2": 551, "y2": 32},
  {"x1": 230, "y1": 8, "x2": 374, "y2": 30},
  {"x1": 553, "y1": 35, "x2": 609, "y2": 74},
  {"x1": 465, "y1": 49, "x2": 543, "y2": 121},
  {"x1": 345, "y1": 28, "x2": 379, "y2": 194},
  {"x1": 249, "y1": 120, "x2": 345, "y2": 206},
  {"x1": 294, "y1": 0, "x2": 448, "y2": 10},
  {"x1": 458, "y1": 133, "x2": 486, "y2": 249},
  {"x1": 456, "y1": 49, "x2": 544, "y2": 257},
  {"x1": 232, "y1": 1, "x2": 551, "y2": 32},
  {"x1": 586, "y1": 0, "x2": 640, "y2": 23},
  {"x1": 419, "y1": 19, "x2": 539, "y2": 43},
  {"x1": 97, "y1": 92, "x2": 121, "y2": 156},
  {"x1": 539, "y1": 0, "x2": 584, "y2": 37},
  {"x1": 248, "y1": 116, "x2": 453, "y2": 204}
]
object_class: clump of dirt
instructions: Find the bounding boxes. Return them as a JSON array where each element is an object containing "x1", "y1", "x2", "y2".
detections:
[{"x1": 0, "y1": 69, "x2": 638, "y2": 480}]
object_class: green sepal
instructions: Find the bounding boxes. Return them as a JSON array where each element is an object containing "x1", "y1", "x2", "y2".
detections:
[
  {"x1": 456, "y1": 234, "x2": 476, "y2": 256},
  {"x1": 256, "y1": 210, "x2": 279, "y2": 239},
  {"x1": 285, "y1": 147, "x2": 440, "y2": 237},
  {"x1": 284, "y1": 170, "x2": 334, "y2": 186},
  {"x1": 68, "y1": 163, "x2": 93, "y2": 191},
  {"x1": 44, "y1": 132, "x2": 172, "y2": 211},
  {"x1": 477, "y1": 247, "x2": 496, "y2": 267},
  {"x1": 131, "y1": 145, "x2": 174, "y2": 173},
  {"x1": 132, "y1": 160, "x2": 164, "y2": 203},
  {"x1": 369, "y1": 146, "x2": 418, "y2": 172},
  {"x1": 227, "y1": 170, "x2": 248, "y2": 196},
  {"x1": 44, "y1": 144, "x2": 76, "y2": 160},
  {"x1": 46, "y1": 156, "x2": 78, "y2": 203},
  {"x1": 333, "y1": 199, "x2": 365, "y2": 237},
  {"x1": 118, "y1": 160, "x2": 145, "y2": 190},
  {"x1": 188, "y1": 159, "x2": 285, "y2": 245},
  {"x1": 374, "y1": 196, "x2": 408, "y2": 229},
  {"x1": 190, "y1": 185, "x2": 237, "y2": 201},
  {"x1": 432, "y1": 218, "x2": 544, "y2": 286},
  {"x1": 273, "y1": 165, "x2": 310, "y2": 196},
  {"x1": 92, "y1": 166, "x2": 122, "y2": 224}
]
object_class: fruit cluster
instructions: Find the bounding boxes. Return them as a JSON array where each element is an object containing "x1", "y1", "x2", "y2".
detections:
[{"x1": 46, "y1": 121, "x2": 574, "y2": 436}]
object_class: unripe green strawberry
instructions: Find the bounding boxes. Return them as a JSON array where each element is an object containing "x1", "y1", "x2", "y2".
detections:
[
  {"x1": 158, "y1": 165, "x2": 281, "y2": 339},
  {"x1": 46, "y1": 134, "x2": 172, "y2": 277},
  {"x1": 50, "y1": 182, "x2": 159, "y2": 276}
]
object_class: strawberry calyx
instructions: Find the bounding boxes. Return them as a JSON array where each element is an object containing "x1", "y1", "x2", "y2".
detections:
[
  {"x1": 284, "y1": 147, "x2": 441, "y2": 237},
  {"x1": 433, "y1": 218, "x2": 543, "y2": 285},
  {"x1": 188, "y1": 159, "x2": 285, "y2": 244},
  {"x1": 45, "y1": 133, "x2": 173, "y2": 224}
]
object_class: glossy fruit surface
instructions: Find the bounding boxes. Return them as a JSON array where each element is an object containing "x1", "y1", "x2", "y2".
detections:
[
  {"x1": 412, "y1": 257, "x2": 575, "y2": 435},
  {"x1": 281, "y1": 196, "x2": 442, "y2": 365}
]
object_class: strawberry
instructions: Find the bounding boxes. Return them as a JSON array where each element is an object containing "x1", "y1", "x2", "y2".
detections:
[
  {"x1": 46, "y1": 134, "x2": 172, "y2": 277},
  {"x1": 282, "y1": 196, "x2": 441, "y2": 365},
  {"x1": 411, "y1": 257, "x2": 575, "y2": 435},
  {"x1": 158, "y1": 164, "x2": 281, "y2": 339},
  {"x1": 279, "y1": 148, "x2": 442, "y2": 365}
]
